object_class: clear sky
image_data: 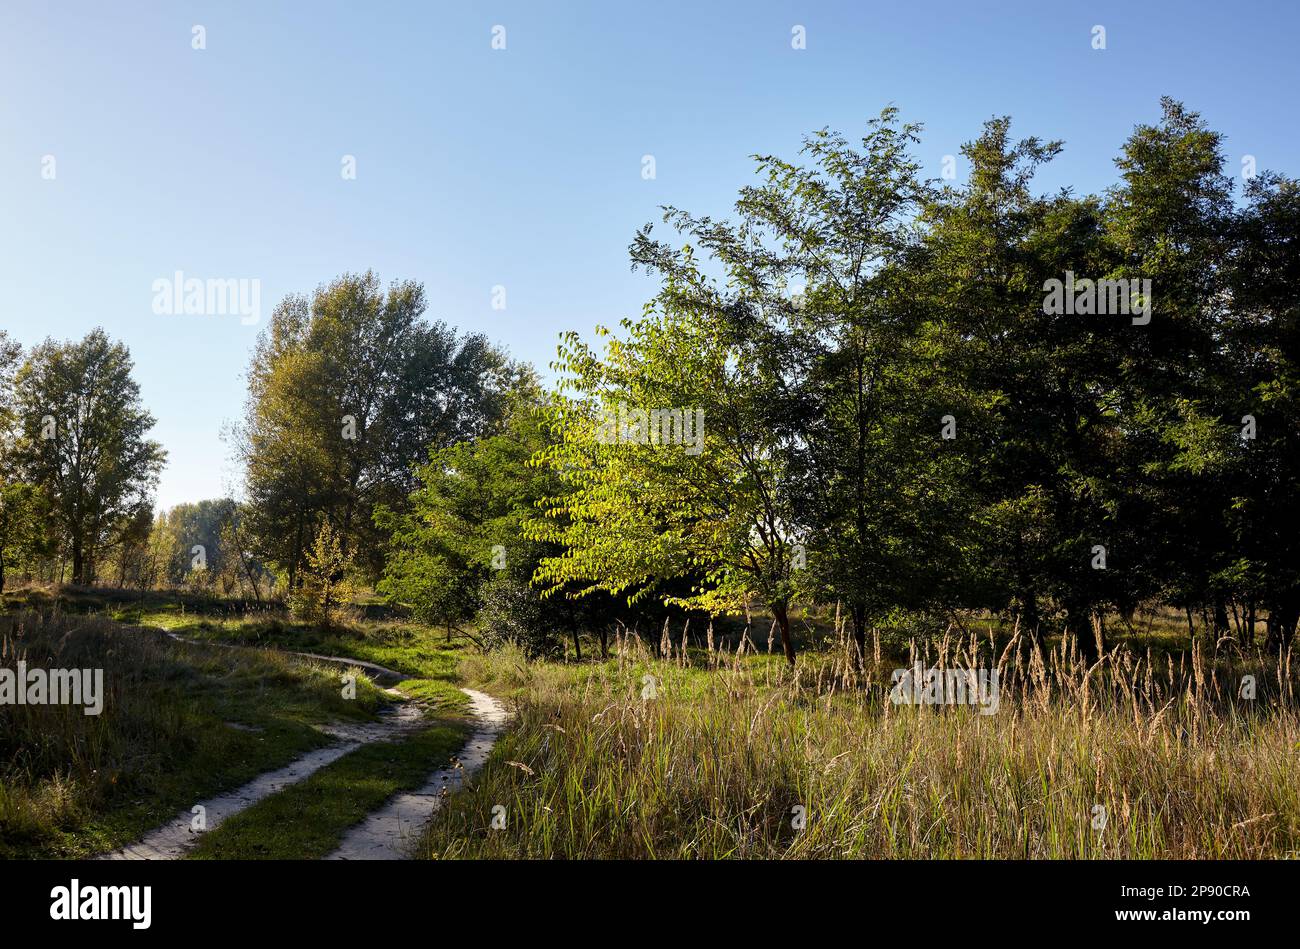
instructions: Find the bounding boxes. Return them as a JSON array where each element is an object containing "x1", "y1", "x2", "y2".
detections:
[{"x1": 2, "y1": 0, "x2": 1297, "y2": 510}]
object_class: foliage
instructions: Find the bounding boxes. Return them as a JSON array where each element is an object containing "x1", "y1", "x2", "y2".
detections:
[
  {"x1": 237, "y1": 271, "x2": 516, "y2": 587},
  {"x1": 289, "y1": 521, "x2": 354, "y2": 626},
  {"x1": 8, "y1": 329, "x2": 165, "y2": 585}
]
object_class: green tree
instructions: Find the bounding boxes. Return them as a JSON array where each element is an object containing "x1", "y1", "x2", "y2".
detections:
[
  {"x1": 12, "y1": 329, "x2": 165, "y2": 585},
  {"x1": 378, "y1": 379, "x2": 583, "y2": 654},
  {"x1": 239, "y1": 272, "x2": 514, "y2": 588},
  {"x1": 161, "y1": 499, "x2": 237, "y2": 585},
  {"x1": 712, "y1": 113, "x2": 973, "y2": 663},
  {"x1": 1222, "y1": 171, "x2": 1300, "y2": 651},
  {"x1": 0, "y1": 332, "x2": 51, "y2": 593},
  {"x1": 291, "y1": 521, "x2": 354, "y2": 626},
  {"x1": 533, "y1": 291, "x2": 805, "y2": 663}
]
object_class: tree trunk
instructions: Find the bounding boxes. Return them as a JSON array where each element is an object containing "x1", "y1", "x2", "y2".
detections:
[
  {"x1": 772, "y1": 601, "x2": 796, "y2": 666},
  {"x1": 1019, "y1": 589, "x2": 1042, "y2": 644},
  {"x1": 288, "y1": 509, "x2": 304, "y2": 592},
  {"x1": 1246, "y1": 600, "x2": 1256, "y2": 645},
  {"x1": 1266, "y1": 599, "x2": 1298, "y2": 654},
  {"x1": 849, "y1": 602, "x2": 867, "y2": 669},
  {"x1": 571, "y1": 626, "x2": 582, "y2": 663},
  {"x1": 0, "y1": 552, "x2": 6, "y2": 595},
  {"x1": 244, "y1": 557, "x2": 262, "y2": 605},
  {"x1": 1013, "y1": 544, "x2": 1041, "y2": 644},
  {"x1": 1069, "y1": 603, "x2": 1101, "y2": 663},
  {"x1": 1213, "y1": 597, "x2": 1230, "y2": 639},
  {"x1": 599, "y1": 625, "x2": 609, "y2": 660},
  {"x1": 71, "y1": 540, "x2": 85, "y2": 586}
]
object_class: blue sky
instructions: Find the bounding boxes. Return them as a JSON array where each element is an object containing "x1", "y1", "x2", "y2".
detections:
[{"x1": 2, "y1": 0, "x2": 1297, "y2": 509}]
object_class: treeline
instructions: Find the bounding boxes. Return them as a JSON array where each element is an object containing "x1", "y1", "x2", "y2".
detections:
[
  {"x1": 529, "y1": 99, "x2": 1300, "y2": 663},
  {"x1": 3, "y1": 99, "x2": 1297, "y2": 666}
]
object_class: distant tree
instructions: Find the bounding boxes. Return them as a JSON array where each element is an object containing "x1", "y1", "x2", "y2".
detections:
[
  {"x1": 239, "y1": 272, "x2": 515, "y2": 587},
  {"x1": 216, "y1": 510, "x2": 269, "y2": 603},
  {"x1": 163, "y1": 499, "x2": 237, "y2": 585},
  {"x1": 12, "y1": 329, "x2": 165, "y2": 585},
  {"x1": 105, "y1": 504, "x2": 154, "y2": 589}
]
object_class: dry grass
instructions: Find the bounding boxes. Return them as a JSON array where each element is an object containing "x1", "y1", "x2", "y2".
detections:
[{"x1": 422, "y1": 625, "x2": 1300, "y2": 859}]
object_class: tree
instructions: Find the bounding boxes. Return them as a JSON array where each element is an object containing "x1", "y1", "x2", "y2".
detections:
[
  {"x1": 1101, "y1": 98, "x2": 1238, "y2": 646},
  {"x1": 533, "y1": 290, "x2": 806, "y2": 664},
  {"x1": 534, "y1": 111, "x2": 973, "y2": 667},
  {"x1": 1222, "y1": 171, "x2": 1300, "y2": 652},
  {"x1": 216, "y1": 508, "x2": 269, "y2": 603},
  {"x1": 0, "y1": 332, "x2": 52, "y2": 593},
  {"x1": 709, "y1": 113, "x2": 973, "y2": 664},
  {"x1": 12, "y1": 329, "x2": 165, "y2": 585},
  {"x1": 160, "y1": 499, "x2": 237, "y2": 585},
  {"x1": 238, "y1": 272, "x2": 514, "y2": 587},
  {"x1": 378, "y1": 378, "x2": 587, "y2": 654},
  {"x1": 290, "y1": 521, "x2": 354, "y2": 626},
  {"x1": 105, "y1": 503, "x2": 154, "y2": 590}
]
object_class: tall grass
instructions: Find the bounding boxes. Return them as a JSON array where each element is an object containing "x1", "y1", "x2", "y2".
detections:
[{"x1": 422, "y1": 627, "x2": 1300, "y2": 859}]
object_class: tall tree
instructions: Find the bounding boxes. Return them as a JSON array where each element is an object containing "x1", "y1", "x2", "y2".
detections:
[
  {"x1": 1102, "y1": 98, "x2": 1237, "y2": 643},
  {"x1": 1223, "y1": 171, "x2": 1300, "y2": 651},
  {"x1": 238, "y1": 272, "x2": 514, "y2": 588},
  {"x1": 13, "y1": 329, "x2": 165, "y2": 585},
  {"x1": 723, "y1": 114, "x2": 972, "y2": 663},
  {"x1": 0, "y1": 329, "x2": 54, "y2": 594}
]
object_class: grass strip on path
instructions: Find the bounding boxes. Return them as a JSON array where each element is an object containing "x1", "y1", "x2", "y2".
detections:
[{"x1": 186, "y1": 721, "x2": 471, "y2": 859}]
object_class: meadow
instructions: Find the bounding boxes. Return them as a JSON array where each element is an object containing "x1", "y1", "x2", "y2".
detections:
[
  {"x1": 422, "y1": 624, "x2": 1299, "y2": 859},
  {"x1": 3, "y1": 584, "x2": 1296, "y2": 860}
]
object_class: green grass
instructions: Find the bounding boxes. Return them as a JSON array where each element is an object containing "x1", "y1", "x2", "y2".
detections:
[
  {"x1": 139, "y1": 609, "x2": 465, "y2": 682},
  {"x1": 186, "y1": 721, "x2": 471, "y2": 859},
  {"x1": 14, "y1": 582, "x2": 1285, "y2": 861},
  {"x1": 0, "y1": 608, "x2": 393, "y2": 858},
  {"x1": 395, "y1": 677, "x2": 471, "y2": 715},
  {"x1": 2, "y1": 584, "x2": 479, "y2": 859}
]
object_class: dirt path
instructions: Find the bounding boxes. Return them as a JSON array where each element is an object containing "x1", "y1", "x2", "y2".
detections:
[
  {"x1": 326, "y1": 688, "x2": 508, "y2": 860},
  {"x1": 99, "y1": 698, "x2": 425, "y2": 860},
  {"x1": 100, "y1": 630, "x2": 506, "y2": 860}
]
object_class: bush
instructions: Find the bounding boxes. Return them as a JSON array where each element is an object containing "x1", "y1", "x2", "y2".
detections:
[{"x1": 477, "y1": 573, "x2": 558, "y2": 658}]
